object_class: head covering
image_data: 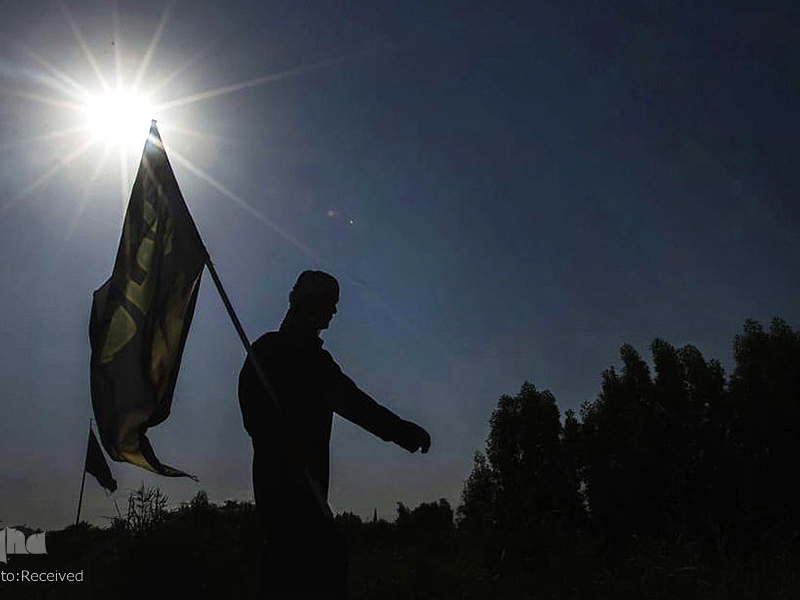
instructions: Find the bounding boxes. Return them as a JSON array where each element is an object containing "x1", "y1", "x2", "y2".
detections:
[{"x1": 289, "y1": 270, "x2": 339, "y2": 306}]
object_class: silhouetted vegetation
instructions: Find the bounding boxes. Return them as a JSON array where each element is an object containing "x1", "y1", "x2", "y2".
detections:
[
  {"x1": 3, "y1": 317, "x2": 798, "y2": 598},
  {"x1": 454, "y1": 317, "x2": 800, "y2": 598}
]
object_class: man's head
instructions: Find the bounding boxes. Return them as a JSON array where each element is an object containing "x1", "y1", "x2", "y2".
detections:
[{"x1": 288, "y1": 270, "x2": 340, "y2": 330}]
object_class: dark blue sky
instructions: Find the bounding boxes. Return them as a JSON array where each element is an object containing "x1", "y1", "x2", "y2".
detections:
[{"x1": 1, "y1": 0, "x2": 798, "y2": 529}]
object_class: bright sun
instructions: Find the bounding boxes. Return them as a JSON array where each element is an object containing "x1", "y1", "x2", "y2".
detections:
[
  {"x1": 84, "y1": 90, "x2": 153, "y2": 148},
  {"x1": 6, "y1": 0, "x2": 349, "y2": 231}
]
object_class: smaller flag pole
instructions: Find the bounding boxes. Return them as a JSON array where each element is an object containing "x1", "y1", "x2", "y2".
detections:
[{"x1": 75, "y1": 423, "x2": 91, "y2": 526}]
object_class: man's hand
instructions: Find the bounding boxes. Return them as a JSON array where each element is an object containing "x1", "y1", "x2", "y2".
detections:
[{"x1": 396, "y1": 419, "x2": 431, "y2": 454}]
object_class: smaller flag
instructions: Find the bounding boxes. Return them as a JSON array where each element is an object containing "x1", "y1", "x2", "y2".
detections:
[{"x1": 85, "y1": 428, "x2": 117, "y2": 493}]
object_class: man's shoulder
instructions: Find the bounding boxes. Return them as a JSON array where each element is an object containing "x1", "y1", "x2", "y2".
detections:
[
  {"x1": 250, "y1": 331, "x2": 333, "y2": 362},
  {"x1": 248, "y1": 331, "x2": 286, "y2": 361},
  {"x1": 252, "y1": 331, "x2": 281, "y2": 348}
]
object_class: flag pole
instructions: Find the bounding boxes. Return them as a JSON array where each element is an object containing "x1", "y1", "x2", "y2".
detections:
[{"x1": 75, "y1": 424, "x2": 90, "y2": 526}]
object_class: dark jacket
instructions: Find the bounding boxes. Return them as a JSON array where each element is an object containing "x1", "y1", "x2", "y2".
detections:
[{"x1": 238, "y1": 328, "x2": 407, "y2": 516}]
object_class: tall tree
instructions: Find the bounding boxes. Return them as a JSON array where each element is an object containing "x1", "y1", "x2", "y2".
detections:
[
  {"x1": 581, "y1": 345, "x2": 667, "y2": 539},
  {"x1": 460, "y1": 382, "x2": 583, "y2": 569},
  {"x1": 729, "y1": 318, "x2": 800, "y2": 546},
  {"x1": 458, "y1": 451, "x2": 496, "y2": 538}
]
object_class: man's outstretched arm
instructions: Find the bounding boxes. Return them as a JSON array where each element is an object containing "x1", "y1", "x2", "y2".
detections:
[{"x1": 323, "y1": 353, "x2": 430, "y2": 453}]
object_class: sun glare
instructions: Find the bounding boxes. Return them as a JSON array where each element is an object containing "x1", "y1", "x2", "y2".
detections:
[
  {"x1": 84, "y1": 90, "x2": 153, "y2": 148},
  {"x1": 5, "y1": 0, "x2": 353, "y2": 246}
]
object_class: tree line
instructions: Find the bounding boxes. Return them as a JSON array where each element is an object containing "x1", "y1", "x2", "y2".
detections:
[
  {"x1": 5, "y1": 317, "x2": 797, "y2": 598},
  {"x1": 455, "y1": 316, "x2": 800, "y2": 597}
]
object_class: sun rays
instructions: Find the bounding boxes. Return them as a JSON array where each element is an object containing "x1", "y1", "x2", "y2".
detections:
[
  {"x1": 57, "y1": 0, "x2": 111, "y2": 95},
  {"x1": 130, "y1": 0, "x2": 174, "y2": 94},
  {"x1": 12, "y1": 40, "x2": 91, "y2": 101},
  {"x1": 1, "y1": 0, "x2": 352, "y2": 255},
  {"x1": 165, "y1": 143, "x2": 324, "y2": 264},
  {"x1": 1, "y1": 135, "x2": 96, "y2": 216},
  {"x1": 153, "y1": 53, "x2": 357, "y2": 113}
]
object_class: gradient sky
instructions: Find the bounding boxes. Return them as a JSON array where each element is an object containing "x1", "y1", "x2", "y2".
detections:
[{"x1": 1, "y1": 0, "x2": 798, "y2": 530}]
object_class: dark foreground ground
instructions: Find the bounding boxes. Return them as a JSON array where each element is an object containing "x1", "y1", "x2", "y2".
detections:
[{"x1": 1, "y1": 502, "x2": 798, "y2": 600}]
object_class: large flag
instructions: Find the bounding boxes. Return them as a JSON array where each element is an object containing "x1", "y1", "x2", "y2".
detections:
[
  {"x1": 85, "y1": 428, "x2": 117, "y2": 493},
  {"x1": 90, "y1": 121, "x2": 208, "y2": 479}
]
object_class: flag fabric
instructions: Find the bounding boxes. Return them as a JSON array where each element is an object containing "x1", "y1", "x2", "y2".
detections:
[
  {"x1": 89, "y1": 121, "x2": 208, "y2": 479},
  {"x1": 85, "y1": 428, "x2": 117, "y2": 493}
]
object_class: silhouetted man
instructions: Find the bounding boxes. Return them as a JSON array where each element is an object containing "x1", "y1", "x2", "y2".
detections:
[{"x1": 239, "y1": 270, "x2": 431, "y2": 597}]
